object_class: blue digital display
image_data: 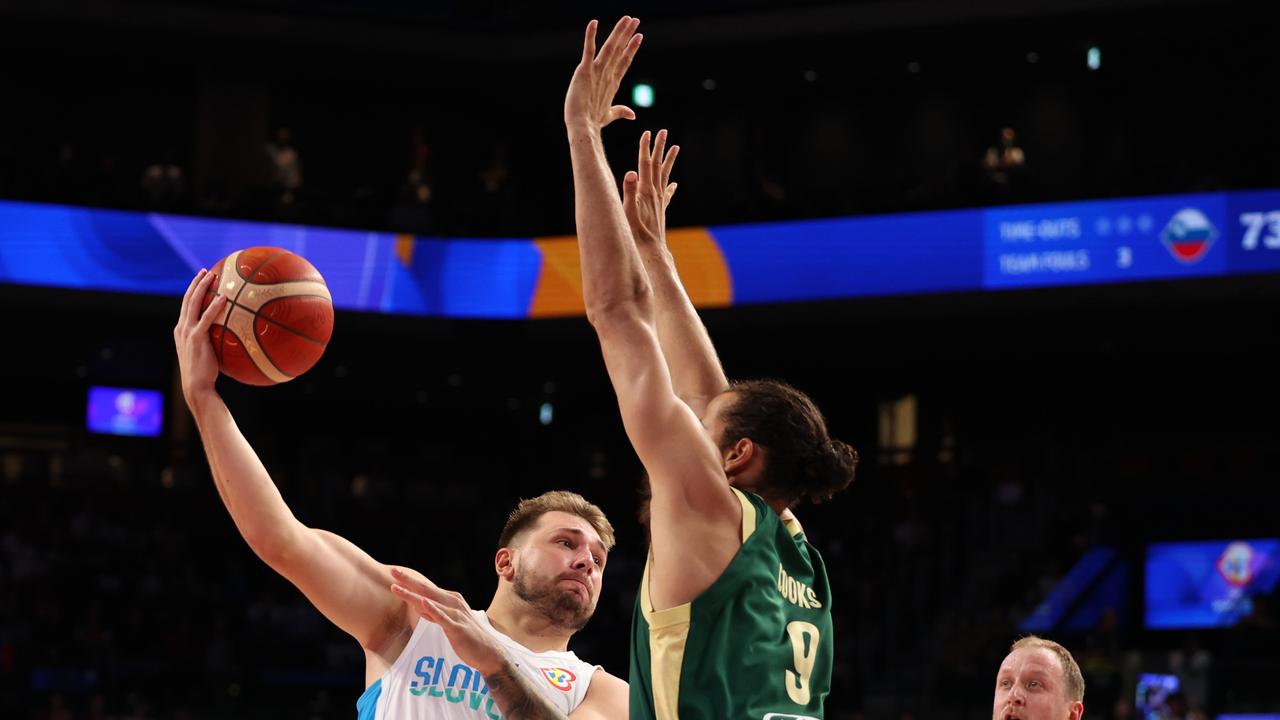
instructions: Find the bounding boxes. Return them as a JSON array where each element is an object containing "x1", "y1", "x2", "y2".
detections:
[
  {"x1": 86, "y1": 386, "x2": 164, "y2": 437},
  {"x1": 1226, "y1": 190, "x2": 1280, "y2": 274},
  {"x1": 711, "y1": 209, "x2": 982, "y2": 303},
  {"x1": 3, "y1": 188, "x2": 1280, "y2": 318},
  {"x1": 1146, "y1": 539, "x2": 1280, "y2": 630},
  {"x1": 983, "y1": 193, "x2": 1231, "y2": 289}
]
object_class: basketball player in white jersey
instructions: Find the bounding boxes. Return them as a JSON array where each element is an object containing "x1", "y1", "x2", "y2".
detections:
[{"x1": 173, "y1": 269, "x2": 628, "y2": 719}]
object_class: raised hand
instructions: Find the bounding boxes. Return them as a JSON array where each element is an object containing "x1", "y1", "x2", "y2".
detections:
[
  {"x1": 564, "y1": 17, "x2": 643, "y2": 133},
  {"x1": 623, "y1": 129, "x2": 679, "y2": 246},
  {"x1": 390, "y1": 567, "x2": 508, "y2": 676},
  {"x1": 173, "y1": 268, "x2": 228, "y2": 404}
]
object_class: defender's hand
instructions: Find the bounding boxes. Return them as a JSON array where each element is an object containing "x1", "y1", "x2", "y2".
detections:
[
  {"x1": 564, "y1": 17, "x2": 643, "y2": 134},
  {"x1": 623, "y1": 128, "x2": 679, "y2": 246}
]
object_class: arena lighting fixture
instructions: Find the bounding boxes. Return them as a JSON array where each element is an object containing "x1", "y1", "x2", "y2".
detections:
[
  {"x1": 1087, "y1": 46, "x2": 1101, "y2": 70},
  {"x1": 632, "y1": 82, "x2": 654, "y2": 108}
]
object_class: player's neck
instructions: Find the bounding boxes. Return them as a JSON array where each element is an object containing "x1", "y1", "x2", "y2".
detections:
[{"x1": 484, "y1": 598, "x2": 573, "y2": 654}]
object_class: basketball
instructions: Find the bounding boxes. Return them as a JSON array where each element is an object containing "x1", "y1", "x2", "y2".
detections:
[{"x1": 200, "y1": 247, "x2": 334, "y2": 386}]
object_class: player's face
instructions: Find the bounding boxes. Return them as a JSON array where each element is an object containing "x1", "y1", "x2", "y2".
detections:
[
  {"x1": 992, "y1": 648, "x2": 1082, "y2": 720},
  {"x1": 512, "y1": 511, "x2": 607, "y2": 632}
]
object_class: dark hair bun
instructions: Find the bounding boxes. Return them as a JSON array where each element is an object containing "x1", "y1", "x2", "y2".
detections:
[{"x1": 804, "y1": 438, "x2": 858, "y2": 504}]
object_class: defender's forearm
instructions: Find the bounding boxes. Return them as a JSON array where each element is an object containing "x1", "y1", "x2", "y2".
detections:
[
  {"x1": 568, "y1": 127, "x2": 652, "y2": 320},
  {"x1": 637, "y1": 243, "x2": 729, "y2": 409}
]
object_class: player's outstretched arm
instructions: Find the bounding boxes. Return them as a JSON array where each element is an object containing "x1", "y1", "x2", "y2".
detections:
[
  {"x1": 174, "y1": 269, "x2": 410, "y2": 656},
  {"x1": 622, "y1": 130, "x2": 729, "y2": 417},
  {"x1": 565, "y1": 18, "x2": 741, "y2": 574},
  {"x1": 564, "y1": 17, "x2": 648, "y2": 328}
]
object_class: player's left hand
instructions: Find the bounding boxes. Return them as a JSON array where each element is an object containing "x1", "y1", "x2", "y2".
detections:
[
  {"x1": 623, "y1": 128, "x2": 679, "y2": 247},
  {"x1": 390, "y1": 567, "x2": 508, "y2": 676}
]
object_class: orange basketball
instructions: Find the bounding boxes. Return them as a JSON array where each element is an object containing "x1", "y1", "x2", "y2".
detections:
[{"x1": 200, "y1": 247, "x2": 334, "y2": 386}]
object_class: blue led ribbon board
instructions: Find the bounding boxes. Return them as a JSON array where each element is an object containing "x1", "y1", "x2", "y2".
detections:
[{"x1": 2, "y1": 188, "x2": 1278, "y2": 318}]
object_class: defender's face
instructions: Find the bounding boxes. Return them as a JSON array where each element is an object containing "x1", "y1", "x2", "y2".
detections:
[
  {"x1": 992, "y1": 648, "x2": 1082, "y2": 720},
  {"x1": 511, "y1": 511, "x2": 607, "y2": 630}
]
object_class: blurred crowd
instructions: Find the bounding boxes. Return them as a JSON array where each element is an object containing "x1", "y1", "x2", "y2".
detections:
[{"x1": 3, "y1": 371, "x2": 1276, "y2": 719}]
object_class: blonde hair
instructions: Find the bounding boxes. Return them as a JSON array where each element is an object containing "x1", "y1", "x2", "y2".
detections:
[
  {"x1": 498, "y1": 491, "x2": 616, "y2": 551},
  {"x1": 1010, "y1": 635, "x2": 1085, "y2": 702}
]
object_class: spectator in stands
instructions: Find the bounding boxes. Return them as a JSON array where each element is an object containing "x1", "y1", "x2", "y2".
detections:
[
  {"x1": 388, "y1": 129, "x2": 437, "y2": 234},
  {"x1": 982, "y1": 126, "x2": 1026, "y2": 197},
  {"x1": 473, "y1": 141, "x2": 515, "y2": 234},
  {"x1": 265, "y1": 126, "x2": 302, "y2": 208},
  {"x1": 47, "y1": 142, "x2": 88, "y2": 203},
  {"x1": 140, "y1": 152, "x2": 186, "y2": 210}
]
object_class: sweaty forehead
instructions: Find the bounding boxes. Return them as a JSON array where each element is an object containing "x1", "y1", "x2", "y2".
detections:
[
  {"x1": 1000, "y1": 648, "x2": 1062, "y2": 677},
  {"x1": 532, "y1": 511, "x2": 603, "y2": 544}
]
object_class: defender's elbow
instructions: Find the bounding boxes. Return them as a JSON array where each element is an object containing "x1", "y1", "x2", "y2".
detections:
[{"x1": 585, "y1": 280, "x2": 653, "y2": 328}]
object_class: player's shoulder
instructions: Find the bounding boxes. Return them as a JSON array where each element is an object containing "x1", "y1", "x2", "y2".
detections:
[
  {"x1": 575, "y1": 667, "x2": 628, "y2": 718},
  {"x1": 588, "y1": 667, "x2": 627, "y2": 689}
]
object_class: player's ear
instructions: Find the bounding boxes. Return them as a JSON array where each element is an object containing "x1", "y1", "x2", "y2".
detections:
[
  {"x1": 1069, "y1": 701, "x2": 1084, "y2": 720},
  {"x1": 723, "y1": 437, "x2": 756, "y2": 476},
  {"x1": 495, "y1": 547, "x2": 516, "y2": 581}
]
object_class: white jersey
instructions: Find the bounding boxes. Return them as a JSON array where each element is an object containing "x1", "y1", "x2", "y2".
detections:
[{"x1": 357, "y1": 611, "x2": 598, "y2": 719}]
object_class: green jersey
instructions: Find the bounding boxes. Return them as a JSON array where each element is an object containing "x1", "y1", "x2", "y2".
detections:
[{"x1": 629, "y1": 488, "x2": 833, "y2": 720}]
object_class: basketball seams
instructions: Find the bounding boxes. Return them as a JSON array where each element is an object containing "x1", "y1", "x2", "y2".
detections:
[
  {"x1": 215, "y1": 324, "x2": 274, "y2": 385},
  {"x1": 254, "y1": 297, "x2": 332, "y2": 346},
  {"x1": 214, "y1": 252, "x2": 241, "y2": 368},
  {"x1": 234, "y1": 248, "x2": 291, "y2": 283},
  {"x1": 223, "y1": 296, "x2": 331, "y2": 346},
  {"x1": 225, "y1": 304, "x2": 292, "y2": 384},
  {"x1": 233, "y1": 279, "x2": 333, "y2": 313},
  {"x1": 239, "y1": 276, "x2": 327, "y2": 286},
  {"x1": 222, "y1": 248, "x2": 301, "y2": 382},
  {"x1": 253, "y1": 320, "x2": 287, "y2": 381},
  {"x1": 216, "y1": 249, "x2": 288, "y2": 366},
  {"x1": 230, "y1": 249, "x2": 292, "y2": 309},
  {"x1": 208, "y1": 247, "x2": 332, "y2": 386}
]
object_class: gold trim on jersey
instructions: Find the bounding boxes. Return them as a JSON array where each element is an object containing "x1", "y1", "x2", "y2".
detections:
[
  {"x1": 732, "y1": 487, "x2": 757, "y2": 542},
  {"x1": 640, "y1": 558, "x2": 689, "y2": 719},
  {"x1": 640, "y1": 488, "x2": 759, "y2": 719},
  {"x1": 783, "y1": 513, "x2": 804, "y2": 539}
]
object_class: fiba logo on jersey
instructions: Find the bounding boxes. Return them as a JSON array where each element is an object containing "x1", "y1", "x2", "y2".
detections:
[
  {"x1": 1159, "y1": 208, "x2": 1217, "y2": 263},
  {"x1": 1216, "y1": 541, "x2": 1255, "y2": 587},
  {"x1": 541, "y1": 667, "x2": 577, "y2": 691}
]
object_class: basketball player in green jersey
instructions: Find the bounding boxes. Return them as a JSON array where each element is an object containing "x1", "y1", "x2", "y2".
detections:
[{"x1": 564, "y1": 17, "x2": 859, "y2": 719}]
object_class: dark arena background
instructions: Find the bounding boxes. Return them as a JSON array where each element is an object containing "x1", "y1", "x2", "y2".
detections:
[{"x1": 2, "y1": 0, "x2": 1279, "y2": 718}]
